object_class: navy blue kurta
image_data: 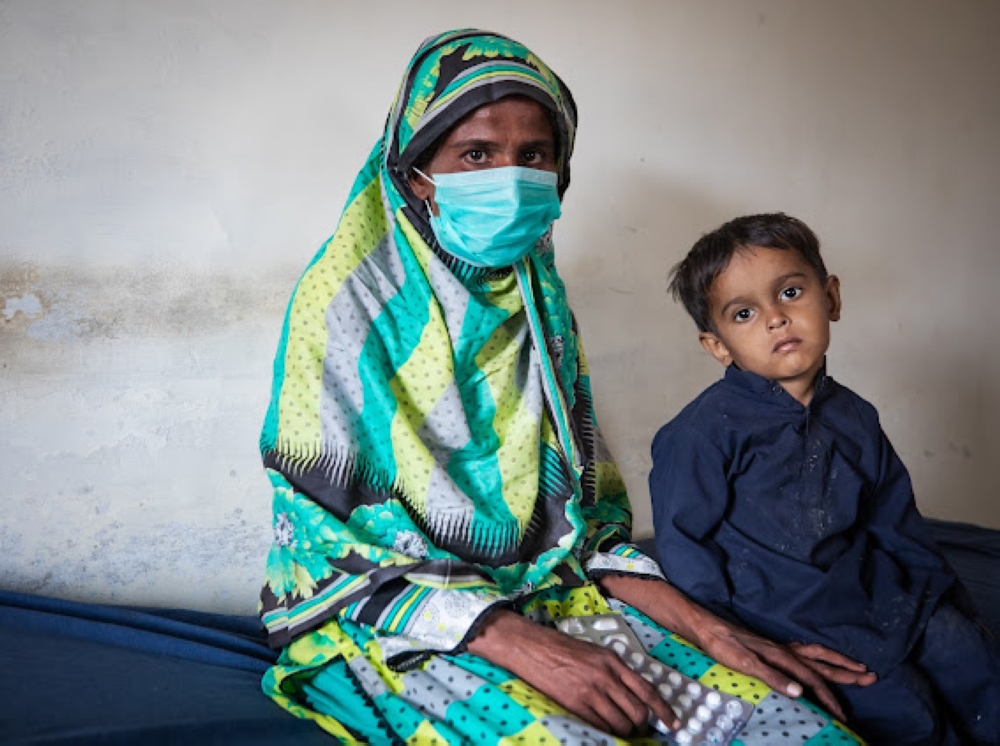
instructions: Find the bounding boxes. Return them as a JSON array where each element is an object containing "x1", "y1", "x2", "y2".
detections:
[{"x1": 650, "y1": 364, "x2": 957, "y2": 675}]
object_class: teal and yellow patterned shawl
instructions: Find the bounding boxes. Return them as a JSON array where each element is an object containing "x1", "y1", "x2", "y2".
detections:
[{"x1": 259, "y1": 30, "x2": 662, "y2": 660}]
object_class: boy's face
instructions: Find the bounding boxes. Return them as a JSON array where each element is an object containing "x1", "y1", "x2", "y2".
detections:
[{"x1": 699, "y1": 246, "x2": 841, "y2": 406}]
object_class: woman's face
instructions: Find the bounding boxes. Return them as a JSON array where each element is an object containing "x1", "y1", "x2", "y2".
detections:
[{"x1": 408, "y1": 95, "x2": 556, "y2": 213}]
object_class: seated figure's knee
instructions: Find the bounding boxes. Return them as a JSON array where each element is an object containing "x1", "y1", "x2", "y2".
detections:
[{"x1": 835, "y1": 663, "x2": 952, "y2": 746}]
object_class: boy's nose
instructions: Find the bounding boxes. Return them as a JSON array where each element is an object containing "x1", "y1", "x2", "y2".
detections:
[{"x1": 767, "y1": 313, "x2": 789, "y2": 331}]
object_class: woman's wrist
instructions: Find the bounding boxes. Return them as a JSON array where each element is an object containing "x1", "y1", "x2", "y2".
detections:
[
  {"x1": 466, "y1": 607, "x2": 535, "y2": 663},
  {"x1": 597, "y1": 574, "x2": 717, "y2": 650}
]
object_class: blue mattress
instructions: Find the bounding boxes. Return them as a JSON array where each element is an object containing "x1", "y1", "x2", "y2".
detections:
[{"x1": 1, "y1": 519, "x2": 996, "y2": 744}]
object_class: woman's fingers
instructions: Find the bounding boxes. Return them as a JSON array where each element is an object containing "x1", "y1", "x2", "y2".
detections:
[
  {"x1": 615, "y1": 663, "x2": 682, "y2": 733},
  {"x1": 572, "y1": 647, "x2": 666, "y2": 735},
  {"x1": 789, "y1": 642, "x2": 878, "y2": 680},
  {"x1": 780, "y1": 641, "x2": 878, "y2": 689},
  {"x1": 698, "y1": 624, "x2": 848, "y2": 722},
  {"x1": 469, "y1": 614, "x2": 674, "y2": 737},
  {"x1": 745, "y1": 641, "x2": 848, "y2": 721}
]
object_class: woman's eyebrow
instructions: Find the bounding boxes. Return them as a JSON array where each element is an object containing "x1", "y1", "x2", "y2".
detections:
[
  {"x1": 446, "y1": 136, "x2": 555, "y2": 150},
  {"x1": 520, "y1": 137, "x2": 555, "y2": 149},
  {"x1": 446, "y1": 138, "x2": 497, "y2": 150}
]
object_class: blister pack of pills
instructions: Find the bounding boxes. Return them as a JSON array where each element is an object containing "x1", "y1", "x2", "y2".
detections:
[{"x1": 556, "y1": 614, "x2": 754, "y2": 745}]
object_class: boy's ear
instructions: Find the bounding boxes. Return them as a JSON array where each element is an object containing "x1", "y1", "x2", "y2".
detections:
[
  {"x1": 825, "y1": 275, "x2": 842, "y2": 322},
  {"x1": 699, "y1": 332, "x2": 733, "y2": 367}
]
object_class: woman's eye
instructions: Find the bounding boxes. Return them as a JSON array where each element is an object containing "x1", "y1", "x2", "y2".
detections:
[
  {"x1": 522, "y1": 149, "x2": 553, "y2": 167},
  {"x1": 781, "y1": 286, "x2": 802, "y2": 300},
  {"x1": 733, "y1": 309, "x2": 753, "y2": 322}
]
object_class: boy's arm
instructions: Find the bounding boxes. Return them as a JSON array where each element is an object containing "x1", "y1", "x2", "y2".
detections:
[{"x1": 648, "y1": 421, "x2": 734, "y2": 617}]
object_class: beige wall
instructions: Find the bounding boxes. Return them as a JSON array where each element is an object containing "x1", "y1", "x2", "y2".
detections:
[{"x1": 2, "y1": 0, "x2": 997, "y2": 613}]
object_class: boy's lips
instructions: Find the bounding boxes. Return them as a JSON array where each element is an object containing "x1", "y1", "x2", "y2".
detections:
[{"x1": 773, "y1": 337, "x2": 802, "y2": 353}]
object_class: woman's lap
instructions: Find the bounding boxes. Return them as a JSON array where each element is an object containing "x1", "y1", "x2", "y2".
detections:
[{"x1": 264, "y1": 586, "x2": 861, "y2": 744}]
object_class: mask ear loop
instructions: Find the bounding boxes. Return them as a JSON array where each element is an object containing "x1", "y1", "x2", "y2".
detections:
[
  {"x1": 411, "y1": 168, "x2": 437, "y2": 218},
  {"x1": 412, "y1": 168, "x2": 436, "y2": 185}
]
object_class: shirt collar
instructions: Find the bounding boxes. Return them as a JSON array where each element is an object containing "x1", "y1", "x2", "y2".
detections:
[{"x1": 723, "y1": 360, "x2": 832, "y2": 409}]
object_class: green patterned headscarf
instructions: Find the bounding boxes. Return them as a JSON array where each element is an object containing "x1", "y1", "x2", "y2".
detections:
[{"x1": 260, "y1": 30, "x2": 651, "y2": 655}]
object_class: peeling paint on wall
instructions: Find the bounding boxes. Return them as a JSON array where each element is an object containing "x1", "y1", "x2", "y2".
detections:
[{"x1": 3, "y1": 292, "x2": 43, "y2": 321}]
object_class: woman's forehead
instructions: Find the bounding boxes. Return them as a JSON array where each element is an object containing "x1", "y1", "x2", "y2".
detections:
[{"x1": 441, "y1": 96, "x2": 554, "y2": 144}]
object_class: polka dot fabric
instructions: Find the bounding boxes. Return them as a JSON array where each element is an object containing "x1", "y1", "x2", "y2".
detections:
[{"x1": 264, "y1": 588, "x2": 861, "y2": 744}]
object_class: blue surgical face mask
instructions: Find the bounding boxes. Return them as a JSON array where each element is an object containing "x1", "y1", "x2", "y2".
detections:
[{"x1": 415, "y1": 166, "x2": 562, "y2": 268}]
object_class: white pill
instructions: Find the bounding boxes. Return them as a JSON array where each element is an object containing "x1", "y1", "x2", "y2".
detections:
[
  {"x1": 715, "y1": 714, "x2": 733, "y2": 730},
  {"x1": 696, "y1": 705, "x2": 712, "y2": 721},
  {"x1": 563, "y1": 618, "x2": 585, "y2": 634},
  {"x1": 705, "y1": 691, "x2": 722, "y2": 709},
  {"x1": 641, "y1": 672, "x2": 655, "y2": 684},
  {"x1": 610, "y1": 641, "x2": 628, "y2": 656},
  {"x1": 628, "y1": 651, "x2": 645, "y2": 668},
  {"x1": 706, "y1": 726, "x2": 725, "y2": 743},
  {"x1": 668, "y1": 672, "x2": 683, "y2": 687},
  {"x1": 591, "y1": 617, "x2": 619, "y2": 630},
  {"x1": 601, "y1": 633, "x2": 628, "y2": 646},
  {"x1": 648, "y1": 661, "x2": 664, "y2": 676},
  {"x1": 677, "y1": 694, "x2": 693, "y2": 710},
  {"x1": 687, "y1": 682, "x2": 702, "y2": 696},
  {"x1": 687, "y1": 717, "x2": 704, "y2": 734},
  {"x1": 725, "y1": 699, "x2": 745, "y2": 718},
  {"x1": 657, "y1": 684, "x2": 674, "y2": 700},
  {"x1": 674, "y1": 729, "x2": 693, "y2": 744}
]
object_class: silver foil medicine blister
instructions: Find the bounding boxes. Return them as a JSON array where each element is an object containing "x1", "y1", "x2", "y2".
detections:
[{"x1": 556, "y1": 614, "x2": 753, "y2": 745}]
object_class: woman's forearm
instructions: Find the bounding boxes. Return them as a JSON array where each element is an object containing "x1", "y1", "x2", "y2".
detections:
[
  {"x1": 597, "y1": 573, "x2": 721, "y2": 649},
  {"x1": 597, "y1": 573, "x2": 874, "y2": 722}
]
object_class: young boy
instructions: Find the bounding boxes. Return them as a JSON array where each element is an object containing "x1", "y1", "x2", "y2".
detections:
[{"x1": 650, "y1": 213, "x2": 998, "y2": 744}]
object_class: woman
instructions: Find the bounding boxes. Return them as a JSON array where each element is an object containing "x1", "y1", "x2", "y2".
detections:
[{"x1": 259, "y1": 29, "x2": 873, "y2": 744}]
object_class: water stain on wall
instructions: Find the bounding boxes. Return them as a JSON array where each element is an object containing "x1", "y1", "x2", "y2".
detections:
[{"x1": 1, "y1": 260, "x2": 300, "y2": 348}]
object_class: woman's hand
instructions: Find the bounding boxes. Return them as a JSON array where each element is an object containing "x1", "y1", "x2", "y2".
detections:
[
  {"x1": 599, "y1": 575, "x2": 877, "y2": 723},
  {"x1": 688, "y1": 615, "x2": 877, "y2": 722},
  {"x1": 466, "y1": 609, "x2": 681, "y2": 737}
]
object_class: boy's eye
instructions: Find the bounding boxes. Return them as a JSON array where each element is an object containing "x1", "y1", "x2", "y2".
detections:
[
  {"x1": 465, "y1": 149, "x2": 486, "y2": 163},
  {"x1": 733, "y1": 309, "x2": 753, "y2": 323},
  {"x1": 780, "y1": 286, "x2": 802, "y2": 300}
]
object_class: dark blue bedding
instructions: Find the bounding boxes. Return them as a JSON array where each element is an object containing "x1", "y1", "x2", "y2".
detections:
[
  {"x1": 0, "y1": 593, "x2": 329, "y2": 744},
  {"x1": 1, "y1": 518, "x2": 996, "y2": 744}
]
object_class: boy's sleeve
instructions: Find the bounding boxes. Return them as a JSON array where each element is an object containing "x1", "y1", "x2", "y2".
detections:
[{"x1": 649, "y1": 420, "x2": 734, "y2": 617}]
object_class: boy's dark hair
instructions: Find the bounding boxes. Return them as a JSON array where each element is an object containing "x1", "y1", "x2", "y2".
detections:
[{"x1": 668, "y1": 213, "x2": 828, "y2": 333}]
